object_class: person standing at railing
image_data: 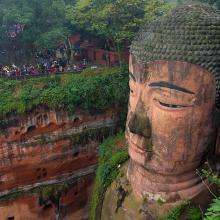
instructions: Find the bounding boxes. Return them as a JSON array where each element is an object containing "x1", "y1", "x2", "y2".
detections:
[
  {"x1": 50, "y1": 62, "x2": 56, "y2": 75},
  {"x1": 15, "y1": 68, "x2": 21, "y2": 77}
]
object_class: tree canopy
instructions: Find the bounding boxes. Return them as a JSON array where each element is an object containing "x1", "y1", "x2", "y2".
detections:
[
  {"x1": 66, "y1": 0, "x2": 173, "y2": 51},
  {"x1": 0, "y1": 0, "x2": 219, "y2": 53},
  {"x1": 0, "y1": 0, "x2": 71, "y2": 50},
  {"x1": 0, "y1": 0, "x2": 174, "y2": 52}
]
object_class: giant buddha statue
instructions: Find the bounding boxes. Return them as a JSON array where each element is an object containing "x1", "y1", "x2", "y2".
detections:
[{"x1": 127, "y1": 3, "x2": 220, "y2": 202}]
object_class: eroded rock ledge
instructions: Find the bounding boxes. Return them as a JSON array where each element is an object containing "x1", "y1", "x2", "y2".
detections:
[{"x1": 0, "y1": 106, "x2": 120, "y2": 219}]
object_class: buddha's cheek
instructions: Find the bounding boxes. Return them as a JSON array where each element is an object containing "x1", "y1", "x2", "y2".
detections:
[{"x1": 151, "y1": 105, "x2": 214, "y2": 163}]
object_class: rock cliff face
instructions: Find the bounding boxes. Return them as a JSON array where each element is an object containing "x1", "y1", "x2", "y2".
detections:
[
  {"x1": 0, "y1": 107, "x2": 120, "y2": 219},
  {"x1": 0, "y1": 175, "x2": 94, "y2": 220}
]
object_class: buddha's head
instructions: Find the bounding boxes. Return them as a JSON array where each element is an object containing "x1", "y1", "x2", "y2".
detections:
[{"x1": 127, "y1": 3, "x2": 220, "y2": 200}]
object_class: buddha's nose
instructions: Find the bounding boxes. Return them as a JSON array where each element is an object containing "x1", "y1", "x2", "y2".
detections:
[{"x1": 128, "y1": 102, "x2": 151, "y2": 138}]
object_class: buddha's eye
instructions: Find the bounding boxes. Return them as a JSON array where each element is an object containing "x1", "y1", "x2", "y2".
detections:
[
  {"x1": 154, "y1": 98, "x2": 189, "y2": 109},
  {"x1": 158, "y1": 101, "x2": 186, "y2": 108}
]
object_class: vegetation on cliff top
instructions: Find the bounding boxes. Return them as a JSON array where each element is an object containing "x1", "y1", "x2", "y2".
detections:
[
  {"x1": 0, "y1": 67, "x2": 129, "y2": 118},
  {"x1": 89, "y1": 132, "x2": 129, "y2": 220}
]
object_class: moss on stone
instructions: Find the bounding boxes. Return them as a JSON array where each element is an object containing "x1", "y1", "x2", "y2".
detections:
[
  {"x1": 0, "y1": 191, "x2": 25, "y2": 203},
  {"x1": 0, "y1": 177, "x2": 80, "y2": 206},
  {"x1": 20, "y1": 125, "x2": 117, "y2": 148},
  {"x1": 36, "y1": 182, "x2": 69, "y2": 206}
]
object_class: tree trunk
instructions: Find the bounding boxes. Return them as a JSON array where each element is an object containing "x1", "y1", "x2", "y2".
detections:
[
  {"x1": 109, "y1": 38, "x2": 122, "y2": 68},
  {"x1": 116, "y1": 42, "x2": 122, "y2": 68}
]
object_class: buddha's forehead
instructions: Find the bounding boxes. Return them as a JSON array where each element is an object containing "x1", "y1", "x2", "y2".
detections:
[{"x1": 129, "y1": 54, "x2": 215, "y2": 94}]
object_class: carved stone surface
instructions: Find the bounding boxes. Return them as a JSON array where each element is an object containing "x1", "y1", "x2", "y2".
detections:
[
  {"x1": 127, "y1": 3, "x2": 220, "y2": 202},
  {"x1": 130, "y1": 3, "x2": 220, "y2": 106},
  {"x1": 0, "y1": 107, "x2": 119, "y2": 219},
  {"x1": 0, "y1": 108, "x2": 118, "y2": 192}
]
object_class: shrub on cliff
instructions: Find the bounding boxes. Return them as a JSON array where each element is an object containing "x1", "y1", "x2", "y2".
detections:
[
  {"x1": 0, "y1": 67, "x2": 129, "y2": 118},
  {"x1": 89, "y1": 132, "x2": 129, "y2": 220},
  {"x1": 202, "y1": 169, "x2": 220, "y2": 220}
]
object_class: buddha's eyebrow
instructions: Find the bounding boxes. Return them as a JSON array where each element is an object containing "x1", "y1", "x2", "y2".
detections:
[
  {"x1": 129, "y1": 72, "x2": 136, "y2": 82},
  {"x1": 148, "y1": 81, "x2": 195, "y2": 94}
]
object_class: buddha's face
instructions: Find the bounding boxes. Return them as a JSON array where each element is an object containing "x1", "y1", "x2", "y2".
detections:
[{"x1": 126, "y1": 55, "x2": 217, "y2": 174}]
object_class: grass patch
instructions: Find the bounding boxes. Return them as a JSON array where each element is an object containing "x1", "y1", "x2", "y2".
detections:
[
  {"x1": 0, "y1": 67, "x2": 129, "y2": 127},
  {"x1": 89, "y1": 132, "x2": 129, "y2": 220}
]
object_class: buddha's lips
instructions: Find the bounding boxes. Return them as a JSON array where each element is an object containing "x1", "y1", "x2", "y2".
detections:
[{"x1": 129, "y1": 140, "x2": 146, "y2": 154}]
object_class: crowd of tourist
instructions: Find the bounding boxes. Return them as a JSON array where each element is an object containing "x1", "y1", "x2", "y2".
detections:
[{"x1": 0, "y1": 59, "x2": 88, "y2": 79}]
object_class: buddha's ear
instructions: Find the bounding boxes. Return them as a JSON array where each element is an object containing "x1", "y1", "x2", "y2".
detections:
[{"x1": 215, "y1": 108, "x2": 220, "y2": 156}]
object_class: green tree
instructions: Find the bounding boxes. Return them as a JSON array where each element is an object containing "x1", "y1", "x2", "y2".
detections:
[
  {"x1": 0, "y1": 0, "x2": 71, "y2": 51},
  {"x1": 66, "y1": 0, "x2": 173, "y2": 65},
  {"x1": 199, "y1": 0, "x2": 220, "y2": 8}
]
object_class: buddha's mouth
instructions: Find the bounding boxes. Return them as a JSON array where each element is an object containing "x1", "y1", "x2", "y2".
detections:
[
  {"x1": 128, "y1": 139, "x2": 146, "y2": 154},
  {"x1": 127, "y1": 129, "x2": 152, "y2": 151}
]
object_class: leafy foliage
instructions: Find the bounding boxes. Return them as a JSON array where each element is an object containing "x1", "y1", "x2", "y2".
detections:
[
  {"x1": 0, "y1": 0, "x2": 174, "y2": 61},
  {"x1": 188, "y1": 208, "x2": 202, "y2": 220},
  {"x1": 161, "y1": 201, "x2": 191, "y2": 220},
  {"x1": 0, "y1": 0, "x2": 71, "y2": 50},
  {"x1": 89, "y1": 132, "x2": 129, "y2": 220},
  {"x1": 204, "y1": 198, "x2": 220, "y2": 220},
  {"x1": 66, "y1": 0, "x2": 173, "y2": 42},
  {"x1": 201, "y1": 168, "x2": 220, "y2": 220},
  {"x1": 202, "y1": 169, "x2": 220, "y2": 187},
  {"x1": 0, "y1": 67, "x2": 129, "y2": 121},
  {"x1": 66, "y1": 0, "x2": 173, "y2": 63}
]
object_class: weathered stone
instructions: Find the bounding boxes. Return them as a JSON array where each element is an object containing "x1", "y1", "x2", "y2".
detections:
[
  {"x1": 0, "y1": 107, "x2": 119, "y2": 219},
  {"x1": 130, "y1": 3, "x2": 220, "y2": 106},
  {"x1": 102, "y1": 162, "x2": 183, "y2": 220},
  {"x1": 0, "y1": 175, "x2": 94, "y2": 220},
  {"x1": 127, "y1": 3, "x2": 220, "y2": 204}
]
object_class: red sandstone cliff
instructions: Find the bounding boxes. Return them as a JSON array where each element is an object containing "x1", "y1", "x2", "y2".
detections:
[{"x1": 0, "y1": 107, "x2": 120, "y2": 219}]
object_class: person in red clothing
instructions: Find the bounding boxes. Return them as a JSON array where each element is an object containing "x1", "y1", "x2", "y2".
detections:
[
  {"x1": 31, "y1": 68, "x2": 38, "y2": 75},
  {"x1": 15, "y1": 68, "x2": 21, "y2": 77},
  {"x1": 50, "y1": 63, "x2": 56, "y2": 75}
]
